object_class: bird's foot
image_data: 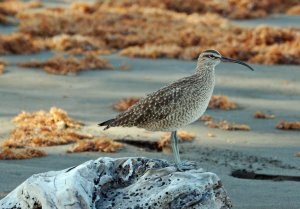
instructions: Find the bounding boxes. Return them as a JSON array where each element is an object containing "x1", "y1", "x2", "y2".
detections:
[{"x1": 175, "y1": 160, "x2": 198, "y2": 171}]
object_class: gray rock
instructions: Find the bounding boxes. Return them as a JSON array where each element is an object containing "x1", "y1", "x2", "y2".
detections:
[{"x1": 0, "y1": 157, "x2": 232, "y2": 209}]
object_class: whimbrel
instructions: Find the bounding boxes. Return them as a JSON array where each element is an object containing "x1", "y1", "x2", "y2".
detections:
[{"x1": 99, "y1": 49, "x2": 254, "y2": 169}]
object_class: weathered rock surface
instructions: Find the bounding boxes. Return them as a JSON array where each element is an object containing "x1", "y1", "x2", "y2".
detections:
[{"x1": 0, "y1": 157, "x2": 232, "y2": 209}]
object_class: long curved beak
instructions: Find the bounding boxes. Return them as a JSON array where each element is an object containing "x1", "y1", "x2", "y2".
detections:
[{"x1": 221, "y1": 56, "x2": 254, "y2": 71}]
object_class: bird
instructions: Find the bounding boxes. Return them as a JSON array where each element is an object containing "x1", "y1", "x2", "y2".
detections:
[{"x1": 99, "y1": 49, "x2": 254, "y2": 170}]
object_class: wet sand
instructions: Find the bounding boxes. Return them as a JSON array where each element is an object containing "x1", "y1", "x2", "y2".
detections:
[{"x1": 0, "y1": 16, "x2": 300, "y2": 209}]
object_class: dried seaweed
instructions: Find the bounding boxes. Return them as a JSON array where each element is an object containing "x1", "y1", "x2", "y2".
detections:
[
  {"x1": 46, "y1": 34, "x2": 111, "y2": 55},
  {"x1": 177, "y1": 130, "x2": 196, "y2": 141},
  {"x1": 67, "y1": 138, "x2": 123, "y2": 153},
  {"x1": 18, "y1": 54, "x2": 113, "y2": 75},
  {"x1": 276, "y1": 121, "x2": 300, "y2": 130},
  {"x1": 199, "y1": 114, "x2": 213, "y2": 122},
  {"x1": 0, "y1": 61, "x2": 5, "y2": 75},
  {"x1": 0, "y1": 148, "x2": 46, "y2": 160},
  {"x1": 0, "y1": 0, "x2": 42, "y2": 26},
  {"x1": 1, "y1": 107, "x2": 90, "y2": 148},
  {"x1": 95, "y1": 0, "x2": 295, "y2": 19},
  {"x1": 208, "y1": 95, "x2": 237, "y2": 110},
  {"x1": 0, "y1": 0, "x2": 42, "y2": 16},
  {"x1": 254, "y1": 111, "x2": 275, "y2": 119},
  {"x1": 0, "y1": 33, "x2": 44, "y2": 54},
  {"x1": 121, "y1": 44, "x2": 182, "y2": 59},
  {"x1": 0, "y1": 13, "x2": 11, "y2": 24},
  {"x1": 13, "y1": 107, "x2": 82, "y2": 128},
  {"x1": 157, "y1": 130, "x2": 195, "y2": 149},
  {"x1": 113, "y1": 97, "x2": 140, "y2": 112},
  {"x1": 206, "y1": 120, "x2": 251, "y2": 131},
  {"x1": 1, "y1": 108, "x2": 124, "y2": 158},
  {"x1": 287, "y1": 4, "x2": 300, "y2": 15},
  {"x1": 0, "y1": 2, "x2": 293, "y2": 64}
]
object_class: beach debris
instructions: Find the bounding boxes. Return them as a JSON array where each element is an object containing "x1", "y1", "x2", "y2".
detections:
[
  {"x1": 206, "y1": 120, "x2": 251, "y2": 131},
  {"x1": 157, "y1": 136, "x2": 171, "y2": 149},
  {"x1": 287, "y1": 4, "x2": 300, "y2": 15},
  {"x1": 46, "y1": 34, "x2": 111, "y2": 55},
  {"x1": 0, "y1": 157, "x2": 232, "y2": 208},
  {"x1": 1, "y1": 107, "x2": 123, "y2": 156},
  {"x1": 0, "y1": 0, "x2": 42, "y2": 16},
  {"x1": 295, "y1": 152, "x2": 300, "y2": 157},
  {"x1": 208, "y1": 95, "x2": 237, "y2": 110},
  {"x1": 177, "y1": 130, "x2": 196, "y2": 141},
  {"x1": 14, "y1": 107, "x2": 82, "y2": 129},
  {"x1": 276, "y1": 121, "x2": 300, "y2": 130},
  {"x1": 0, "y1": 33, "x2": 44, "y2": 54},
  {"x1": 113, "y1": 97, "x2": 140, "y2": 112},
  {"x1": 0, "y1": 13, "x2": 12, "y2": 25},
  {"x1": 1, "y1": 107, "x2": 89, "y2": 148},
  {"x1": 93, "y1": 0, "x2": 296, "y2": 19},
  {"x1": 67, "y1": 138, "x2": 123, "y2": 153},
  {"x1": 0, "y1": 61, "x2": 5, "y2": 74},
  {"x1": 199, "y1": 112, "x2": 248, "y2": 131},
  {"x1": 0, "y1": 147, "x2": 46, "y2": 160},
  {"x1": 13, "y1": 2, "x2": 300, "y2": 65},
  {"x1": 18, "y1": 54, "x2": 113, "y2": 75},
  {"x1": 121, "y1": 44, "x2": 182, "y2": 59},
  {"x1": 200, "y1": 114, "x2": 213, "y2": 121},
  {"x1": 157, "y1": 130, "x2": 195, "y2": 149},
  {"x1": 254, "y1": 111, "x2": 275, "y2": 119}
]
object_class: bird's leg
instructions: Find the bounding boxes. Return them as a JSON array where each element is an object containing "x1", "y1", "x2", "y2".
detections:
[
  {"x1": 171, "y1": 131, "x2": 197, "y2": 171},
  {"x1": 171, "y1": 131, "x2": 181, "y2": 167}
]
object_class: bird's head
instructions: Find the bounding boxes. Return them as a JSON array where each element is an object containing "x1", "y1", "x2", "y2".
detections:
[{"x1": 198, "y1": 49, "x2": 254, "y2": 71}]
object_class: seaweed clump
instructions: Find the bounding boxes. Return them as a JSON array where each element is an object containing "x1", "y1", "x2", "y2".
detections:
[
  {"x1": 0, "y1": 148, "x2": 46, "y2": 160},
  {"x1": 205, "y1": 120, "x2": 251, "y2": 131},
  {"x1": 208, "y1": 95, "x2": 237, "y2": 110},
  {"x1": 1, "y1": 107, "x2": 124, "y2": 159},
  {"x1": 157, "y1": 130, "x2": 195, "y2": 149},
  {"x1": 113, "y1": 97, "x2": 140, "y2": 112},
  {"x1": 254, "y1": 111, "x2": 275, "y2": 119},
  {"x1": 276, "y1": 121, "x2": 300, "y2": 130},
  {"x1": 94, "y1": 0, "x2": 296, "y2": 19},
  {"x1": 0, "y1": 60, "x2": 5, "y2": 75},
  {"x1": 2, "y1": 107, "x2": 86, "y2": 148},
  {"x1": 18, "y1": 54, "x2": 113, "y2": 75},
  {"x1": 67, "y1": 138, "x2": 123, "y2": 153},
  {"x1": 13, "y1": 2, "x2": 300, "y2": 64}
]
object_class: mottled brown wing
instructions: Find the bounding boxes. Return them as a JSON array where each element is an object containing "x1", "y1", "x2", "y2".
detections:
[{"x1": 109, "y1": 76, "x2": 192, "y2": 128}]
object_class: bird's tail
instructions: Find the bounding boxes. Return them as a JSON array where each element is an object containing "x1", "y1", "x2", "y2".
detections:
[{"x1": 98, "y1": 119, "x2": 115, "y2": 130}]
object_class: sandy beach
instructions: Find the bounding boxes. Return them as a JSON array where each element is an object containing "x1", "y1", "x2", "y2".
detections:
[
  {"x1": 1, "y1": 49, "x2": 300, "y2": 208},
  {"x1": 0, "y1": 1, "x2": 300, "y2": 208}
]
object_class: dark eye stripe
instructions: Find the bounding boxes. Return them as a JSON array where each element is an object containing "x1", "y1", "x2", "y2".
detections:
[{"x1": 204, "y1": 54, "x2": 216, "y2": 59}]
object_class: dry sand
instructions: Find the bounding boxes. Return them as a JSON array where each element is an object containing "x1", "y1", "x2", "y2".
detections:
[{"x1": 0, "y1": 16, "x2": 300, "y2": 209}]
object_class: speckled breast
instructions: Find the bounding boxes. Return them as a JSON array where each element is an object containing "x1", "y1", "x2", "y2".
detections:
[{"x1": 144, "y1": 82, "x2": 214, "y2": 132}]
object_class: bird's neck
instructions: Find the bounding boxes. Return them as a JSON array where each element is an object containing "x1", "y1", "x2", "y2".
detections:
[{"x1": 195, "y1": 62, "x2": 215, "y2": 77}]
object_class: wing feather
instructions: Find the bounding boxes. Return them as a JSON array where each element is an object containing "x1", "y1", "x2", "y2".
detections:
[{"x1": 109, "y1": 76, "x2": 194, "y2": 128}]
